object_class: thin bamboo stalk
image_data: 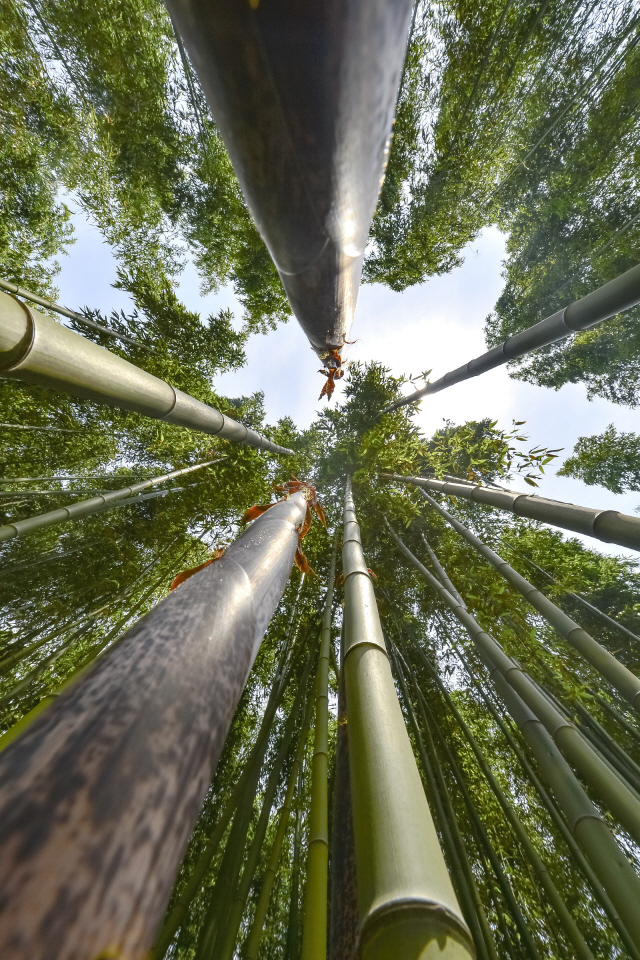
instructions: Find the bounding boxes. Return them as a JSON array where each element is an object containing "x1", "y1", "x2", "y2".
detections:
[
  {"x1": 0, "y1": 278, "x2": 153, "y2": 351},
  {"x1": 0, "y1": 292, "x2": 293, "y2": 455},
  {"x1": 243, "y1": 707, "x2": 313, "y2": 960},
  {"x1": 0, "y1": 490, "x2": 308, "y2": 960},
  {"x1": 218, "y1": 668, "x2": 316, "y2": 960},
  {"x1": 341, "y1": 480, "x2": 472, "y2": 959},
  {"x1": 390, "y1": 645, "x2": 497, "y2": 960},
  {"x1": 383, "y1": 263, "x2": 640, "y2": 411},
  {"x1": 420, "y1": 532, "x2": 466, "y2": 607},
  {"x1": 387, "y1": 523, "x2": 640, "y2": 847},
  {"x1": 285, "y1": 778, "x2": 304, "y2": 960},
  {"x1": 418, "y1": 487, "x2": 640, "y2": 709},
  {"x1": 301, "y1": 545, "x2": 337, "y2": 960},
  {"x1": 328, "y1": 630, "x2": 359, "y2": 960},
  {"x1": 420, "y1": 654, "x2": 595, "y2": 960},
  {"x1": 385, "y1": 473, "x2": 640, "y2": 553},
  {"x1": 590, "y1": 689, "x2": 640, "y2": 747},
  {"x1": 0, "y1": 459, "x2": 222, "y2": 543}
]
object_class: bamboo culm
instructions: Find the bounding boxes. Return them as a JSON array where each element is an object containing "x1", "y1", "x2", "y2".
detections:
[
  {"x1": 0, "y1": 292, "x2": 293, "y2": 455},
  {"x1": 420, "y1": 532, "x2": 466, "y2": 607},
  {"x1": 386, "y1": 473, "x2": 640, "y2": 553},
  {"x1": 386, "y1": 523, "x2": 640, "y2": 847},
  {"x1": 301, "y1": 545, "x2": 337, "y2": 960},
  {"x1": 0, "y1": 459, "x2": 223, "y2": 543},
  {"x1": 212, "y1": 656, "x2": 316, "y2": 960},
  {"x1": 342, "y1": 480, "x2": 473, "y2": 960},
  {"x1": 418, "y1": 487, "x2": 640, "y2": 710},
  {"x1": 383, "y1": 263, "x2": 640, "y2": 412},
  {"x1": 0, "y1": 491, "x2": 308, "y2": 960},
  {"x1": 418, "y1": 652, "x2": 595, "y2": 960}
]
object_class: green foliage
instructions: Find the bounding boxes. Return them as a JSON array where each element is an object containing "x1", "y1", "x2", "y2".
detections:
[{"x1": 559, "y1": 424, "x2": 640, "y2": 493}]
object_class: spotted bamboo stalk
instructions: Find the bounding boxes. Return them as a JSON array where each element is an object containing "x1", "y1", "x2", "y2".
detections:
[
  {"x1": 418, "y1": 487, "x2": 640, "y2": 710},
  {"x1": 383, "y1": 263, "x2": 640, "y2": 411},
  {"x1": 385, "y1": 472, "x2": 640, "y2": 553},
  {"x1": 301, "y1": 545, "x2": 337, "y2": 960},
  {"x1": 0, "y1": 291, "x2": 293, "y2": 455},
  {"x1": 342, "y1": 480, "x2": 473, "y2": 959},
  {"x1": 0, "y1": 490, "x2": 308, "y2": 960}
]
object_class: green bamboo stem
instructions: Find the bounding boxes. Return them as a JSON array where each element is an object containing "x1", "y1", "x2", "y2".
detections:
[
  {"x1": 421, "y1": 655, "x2": 595, "y2": 960},
  {"x1": 418, "y1": 487, "x2": 640, "y2": 710},
  {"x1": 0, "y1": 292, "x2": 293, "y2": 455},
  {"x1": 409, "y1": 668, "x2": 542, "y2": 960},
  {"x1": 285, "y1": 781, "x2": 305, "y2": 960},
  {"x1": 387, "y1": 523, "x2": 640, "y2": 847},
  {"x1": 301, "y1": 544, "x2": 337, "y2": 960},
  {"x1": 589, "y1": 689, "x2": 640, "y2": 747},
  {"x1": 467, "y1": 668, "x2": 640, "y2": 960},
  {"x1": 196, "y1": 654, "x2": 315, "y2": 960},
  {"x1": 390, "y1": 645, "x2": 497, "y2": 960},
  {"x1": 420, "y1": 532, "x2": 466, "y2": 608},
  {"x1": 0, "y1": 459, "x2": 223, "y2": 543},
  {"x1": 386, "y1": 472, "x2": 640, "y2": 554},
  {"x1": 342, "y1": 480, "x2": 473, "y2": 960},
  {"x1": 151, "y1": 643, "x2": 298, "y2": 960},
  {"x1": 216, "y1": 678, "x2": 315, "y2": 960},
  {"x1": 243, "y1": 715, "x2": 312, "y2": 960}
]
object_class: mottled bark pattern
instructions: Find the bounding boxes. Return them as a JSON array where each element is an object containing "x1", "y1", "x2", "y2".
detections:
[{"x1": 0, "y1": 495, "x2": 306, "y2": 960}]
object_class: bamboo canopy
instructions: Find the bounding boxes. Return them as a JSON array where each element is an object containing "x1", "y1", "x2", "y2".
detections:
[
  {"x1": 166, "y1": 0, "x2": 414, "y2": 370},
  {"x1": 385, "y1": 472, "x2": 640, "y2": 551},
  {"x1": 384, "y1": 262, "x2": 640, "y2": 411},
  {"x1": 0, "y1": 491, "x2": 307, "y2": 960},
  {"x1": 0, "y1": 292, "x2": 293, "y2": 455}
]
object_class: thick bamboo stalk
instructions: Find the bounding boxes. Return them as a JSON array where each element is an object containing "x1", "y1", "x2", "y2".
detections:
[
  {"x1": 385, "y1": 473, "x2": 640, "y2": 553},
  {"x1": 422, "y1": 657, "x2": 595, "y2": 960},
  {"x1": 390, "y1": 646, "x2": 497, "y2": 960},
  {"x1": 151, "y1": 643, "x2": 296, "y2": 960},
  {"x1": 0, "y1": 292, "x2": 293, "y2": 455},
  {"x1": 341, "y1": 480, "x2": 472, "y2": 960},
  {"x1": 386, "y1": 525, "x2": 640, "y2": 847},
  {"x1": 329, "y1": 631, "x2": 359, "y2": 960},
  {"x1": 418, "y1": 487, "x2": 640, "y2": 709},
  {"x1": 0, "y1": 491, "x2": 308, "y2": 960},
  {"x1": 218, "y1": 668, "x2": 316, "y2": 960},
  {"x1": 0, "y1": 459, "x2": 222, "y2": 542},
  {"x1": 383, "y1": 263, "x2": 640, "y2": 411},
  {"x1": 301, "y1": 545, "x2": 337, "y2": 960},
  {"x1": 0, "y1": 277, "x2": 153, "y2": 351}
]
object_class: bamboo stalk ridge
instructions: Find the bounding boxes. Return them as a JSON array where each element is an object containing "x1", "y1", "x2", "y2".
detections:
[
  {"x1": 385, "y1": 472, "x2": 640, "y2": 552},
  {"x1": 0, "y1": 292, "x2": 293, "y2": 455},
  {"x1": 0, "y1": 490, "x2": 308, "y2": 960},
  {"x1": 341, "y1": 479, "x2": 473, "y2": 960},
  {"x1": 385, "y1": 524, "x2": 640, "y2": 847},
  {"x1": 383, "y1": 263, "x2": 640, "y2": 411},
  {"x1": 420, "y1": 655, "x2": 595, "y2": 960},
  {"x1": 418, "y1": 487, "x2": 640, "y2": 709},
  {"x1": 0, "y1": 277, "x2": 154, "y2": 351},
  {"x1": 301, "y1": 545, "x2": 337, "y2": 960},
  {"x1": 0, "y1": 459, "x2": 222, "y2": 542}
]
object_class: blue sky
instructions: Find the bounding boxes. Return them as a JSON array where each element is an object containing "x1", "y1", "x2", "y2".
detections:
[{"x1": 52, "y1": 205, "x2": 640, "y2": 558}]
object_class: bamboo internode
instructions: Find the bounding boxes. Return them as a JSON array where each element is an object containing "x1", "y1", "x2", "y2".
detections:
[
  {"x1": 418, "y1": 487, "x2": 640, "y2": 710},
  {"x1": 0, "y1": 491, "x2": 307, "y2": 960},
  {"x1": 383, "y1": 263, "x2": 640, "y2": 411},
  {"x1": 342, "y1": 480, "x2": 473, "y2": 960},
  {"x1": 0, "y1": 459, "x2": 222, "y2": 542},
  {"x1": 0, "y1": 292, "x2": 293, "y2": 455},
  {"x1": 385, "y1": 472, "x2": 640, "y2": 552}
]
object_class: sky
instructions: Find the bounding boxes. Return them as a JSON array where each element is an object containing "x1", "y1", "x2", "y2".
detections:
[{"x1": 52, "y1": 204, "x2": 640, "y2": 558}]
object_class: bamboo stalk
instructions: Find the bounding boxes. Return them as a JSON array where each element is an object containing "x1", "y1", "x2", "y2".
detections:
[
  {"x1": 420, "y1": 532, "x2": 466, "y2": 607},
  {"x1": 285, "y1": 782, "x2": 305, "y2": 960},
  {"x1": 0, "y1": 459, "x2": 223, "y2": 543},
  {"x1": 419, "y1": 654, "x2": 595, "y2": 960},
  {"x1": 589, "y1": 689, "x2": 640, "y2": 747},
  {"x1": 387, "y1": 522, "x2": 640, "y2": 845},
  {"x1": 0, "y1": 491, "x2": 308, "y2": 960},
  {"x1": 385, "y1": 472, "x2": 640, "y2": 553},
  {"x1": 383, "y1": 263, "x2": 640, "y2": 411},
  {"x1": 301, "y1": 545, "x2": 337, "y2": 960},
  {"x1": 0, "y1": 292, "x2": 293, "y2": 455},
  {"x1": 341, "y1": 480, "x2": 472, "y2": 959},
  {"x1": 418, "y1": 487, "x2": 640, "y2": 709}
]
